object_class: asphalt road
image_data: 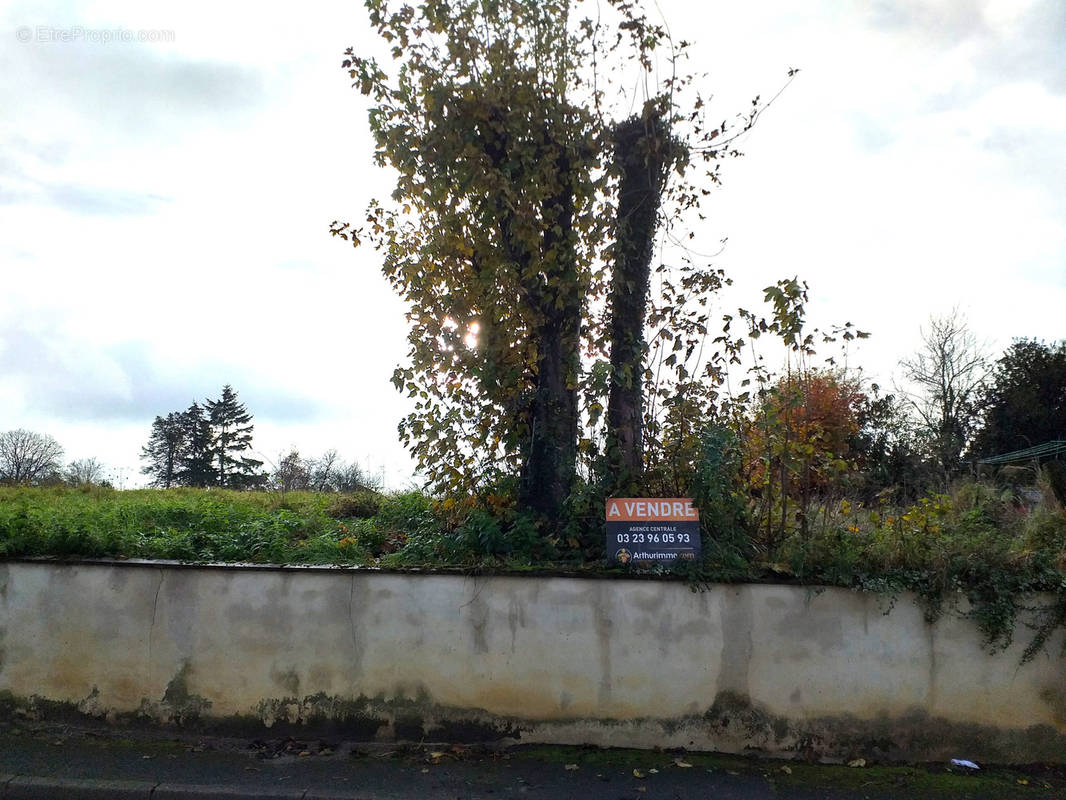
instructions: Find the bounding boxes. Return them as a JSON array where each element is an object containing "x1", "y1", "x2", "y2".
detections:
[{"x1": 0, "y1": 724, "x2": 1063, "y2": 799}]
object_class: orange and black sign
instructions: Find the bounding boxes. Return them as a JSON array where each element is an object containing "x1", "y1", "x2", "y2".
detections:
[{"x1": 606, "y1": 498, "x2": 701, "y2": 564}]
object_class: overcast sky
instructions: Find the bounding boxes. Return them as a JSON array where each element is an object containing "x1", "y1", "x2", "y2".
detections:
[{"x1": 2, "y1": 0, "x2": 1063, "y2": 488}]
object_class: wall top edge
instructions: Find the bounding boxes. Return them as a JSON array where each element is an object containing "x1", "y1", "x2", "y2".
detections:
[{"x1": 0, "y1": 555, "x2": 823, "y2": 587}]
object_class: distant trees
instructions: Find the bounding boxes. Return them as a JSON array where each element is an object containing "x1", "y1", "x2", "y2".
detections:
[
  {"x1": 899, "y1": 311, "x2": 988, "y2": 481},
  {"x1": 138, "y1": 387, "x2": 382, "y2": 494},
  {"x1": 140, "y1": 386, "x2": 265, "y2": 489},
  {"x1": 268, "y1": 448, "x2": 381, "y2": 493},
  {"x1": 65, "y1": 457, "x2": 107, "y2": 487},
  {"x1": 0, "y1": 429, "x2": 64, "y2": 485},
  {"x1": 0, "y1": 429, "x2": 113, "y2": 488},
  {"x1": 272, "y1": 449, "x2": 310, "y2": 492}
]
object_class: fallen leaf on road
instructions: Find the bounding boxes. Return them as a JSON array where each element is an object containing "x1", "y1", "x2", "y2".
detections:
[
  {"x1": 674, "y1": 759, "x2": 692, "y2": 768},
  {"x1": 633, "y1": 769, "x2": 645, "y2": 778},
  {"x1": 780, "y1": 766, "x2": 792, "y2": 774},
  {"x1": 848, "y1": 758, "x2": 866, "y2": 768},
  {"x1": 564, "y1": 763, "x2": 579, "y2": 771},
  {"x1": 648, "y1": 768, "x2": 659, "y2": 774}
]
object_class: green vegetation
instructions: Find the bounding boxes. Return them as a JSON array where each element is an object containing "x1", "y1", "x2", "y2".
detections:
[{"x1": 3, "y1": 477, "x2": 1065, "y2": 661}]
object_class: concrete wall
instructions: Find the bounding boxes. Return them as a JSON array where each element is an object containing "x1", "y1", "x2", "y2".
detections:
[{"x1": 1, "y1": 559, "x2": 1063, "y2": 762}]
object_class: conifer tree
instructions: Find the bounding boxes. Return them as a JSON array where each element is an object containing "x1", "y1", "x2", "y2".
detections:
[
  {"x1": 205, "y1": 385, "x2": 265, "y2": 489},
  {"x1": 178, "y1": 402, "x2": 217, "y2": 488},
  {"x1": 140, "y1": 412, "x2": 187, "y2": 488}
]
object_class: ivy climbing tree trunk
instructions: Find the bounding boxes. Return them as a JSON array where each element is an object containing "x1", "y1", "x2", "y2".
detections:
[
  {"x1": 523, "y1": 309, "x2": 580, "y2": 516},
  {"x1": 606, "y1": 106, "x2": 675, "y2": 491},
  {"x1": 520, "y1": 147, "x2": 581, "y2": 517}
]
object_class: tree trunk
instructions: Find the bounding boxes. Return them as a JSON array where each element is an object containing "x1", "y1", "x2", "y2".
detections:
[
  {"x1": 519, "y1": 146, "x2": 581, "y2": 521},
  {"x1": 479, "y1": 104, "x2": 583, "y2": 523},
  {"x1": 606, "y1": 106, "x2": 673, "y2": 490},
  {"x1": 521, "y1": 309, "x2": 580, "y2": 518}
]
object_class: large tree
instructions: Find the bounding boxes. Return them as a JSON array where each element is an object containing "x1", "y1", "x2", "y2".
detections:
[
  {"x1": 970, "y1": 339, "x2": 1066, "y2": 458},
  {"x1": 899, "y1": 311, "x2": 988, "y2": 481},
  {"x1": 0, "y1": 429, "x2": 64, "y2": 485},
  {"x1": 337, "y1": 0, "x2": 600, "y2": 518},
  {"x1": 335, "y1": 0, "x2": 764, "y2": 520}
]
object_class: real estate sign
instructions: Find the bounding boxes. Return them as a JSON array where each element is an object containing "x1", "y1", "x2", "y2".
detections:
[{"x1": 605, "y1": 498, "x2": 701, "y2": 564}]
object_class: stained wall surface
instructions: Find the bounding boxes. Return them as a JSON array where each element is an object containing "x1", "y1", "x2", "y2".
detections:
[{"x1": 0, "y1": 560, "x2": 1063, "y2": 761}]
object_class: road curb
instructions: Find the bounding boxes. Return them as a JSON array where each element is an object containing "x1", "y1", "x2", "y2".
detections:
[
  {"x1": 0, "y1": 775, "x2": 383, "y2": 800},
  {"x1": 152, "y1": 785, "x2": 304, "y2": 799},
  {"x1": 4, "y1": 775, "x2": 157, "y2": 798}
]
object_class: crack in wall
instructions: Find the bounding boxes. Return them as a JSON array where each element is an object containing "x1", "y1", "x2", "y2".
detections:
[
  {"x1": 147, "y1": 569, "x2": 164, "y2": 691},
  {"x1": 348, "y1": 573, "x2": 357, "y2": 657},
  {"x1": 594, "y1": 583, "x2": 613, "y2": 706},
  {"x1": 927, "y1": 621, "x2": 938, "y2": 711},
  {"x1": 347, "y1": 573, "x2": 368, "y2": 683}
]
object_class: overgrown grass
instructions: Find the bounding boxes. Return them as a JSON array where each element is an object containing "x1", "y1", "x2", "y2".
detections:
[{"x1": 0, "y1": 485, "x2": 384, "y2": 565}]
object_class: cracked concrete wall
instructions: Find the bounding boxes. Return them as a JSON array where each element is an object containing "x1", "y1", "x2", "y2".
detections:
[{"x1": 0, "y1": 560, "x2": 1063, "y2": 761}]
